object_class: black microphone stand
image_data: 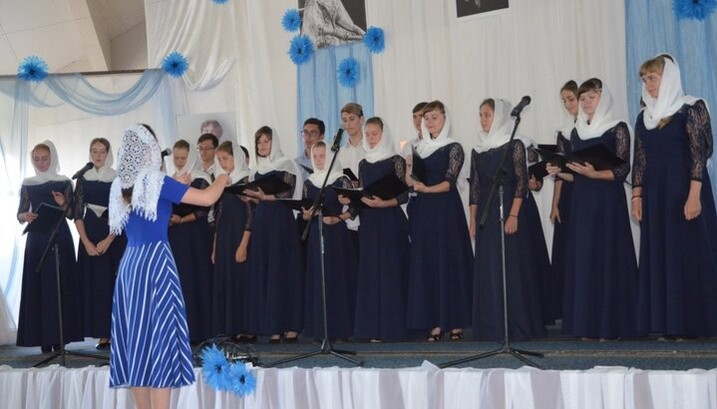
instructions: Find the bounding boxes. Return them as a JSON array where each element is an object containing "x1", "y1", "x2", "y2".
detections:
[
  {"x1": 439, "y1": 112, "x2": 544, "y2": 369},
  {"x1": 266, "y1": 136, "x2": 362, "y2": 367},
  {"x1": 33, "y1": 191, "x2": 109, "y2": 367}
]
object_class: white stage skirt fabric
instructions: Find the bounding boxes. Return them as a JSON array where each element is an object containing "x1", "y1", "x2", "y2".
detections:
[{"x1": 0, "y1": 362, "x2": 715, "y2": 409}]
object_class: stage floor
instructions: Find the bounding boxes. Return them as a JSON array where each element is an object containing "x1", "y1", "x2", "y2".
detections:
[{"x1": 2, "y1": 332, "x2": 716, "y2": 371}]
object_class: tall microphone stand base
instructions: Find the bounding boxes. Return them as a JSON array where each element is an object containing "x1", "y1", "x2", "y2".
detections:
[
  {"x1": 265, "y1": 338, "x2": 363, "y2": 368},
  {"x1": 438, "y1": 343, "x2": 543, "y2": 369},
  {"x1": 33, "y1": 347, "x2": 109, "y2": 368}
]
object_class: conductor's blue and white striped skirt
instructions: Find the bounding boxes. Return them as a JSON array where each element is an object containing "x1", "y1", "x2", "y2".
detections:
[{"x1": 109, "y1": 241, "x2": 195, "y2": 388}]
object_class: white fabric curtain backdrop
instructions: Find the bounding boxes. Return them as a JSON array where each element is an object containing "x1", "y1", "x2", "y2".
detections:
[{"x1": 1, "y1": 364, "x2": 716, "y2": 409}]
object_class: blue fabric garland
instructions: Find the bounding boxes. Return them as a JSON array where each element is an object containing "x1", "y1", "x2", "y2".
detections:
[
  {"x1": 17, "y1": 56, "x2": 49, "y2": 82},
  {"x1": 673, "y1": 0, "x2": 717, "y2": 20},
  {"x1": 161, "y1": 52, "x2": 189, "y2": 78},
  {"x1": 289, "y1": 35, "x2": 315, "y2": 65},
  {"x1": 337, "y1": 57, "x2": 360, "y2": 88},
  {"x1": 282, "y1": 9, "x2": 301, "y2": 32},
  {"x1": 363, "y1": 26, "x2": 386, "y2": 54}
]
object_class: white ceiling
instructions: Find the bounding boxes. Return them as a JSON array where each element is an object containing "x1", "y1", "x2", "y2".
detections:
[{"x1": 0, "y1": 0, "x2": 145, "y2": 76}]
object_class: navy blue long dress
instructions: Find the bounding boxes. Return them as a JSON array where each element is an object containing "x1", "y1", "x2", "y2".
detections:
[
  {"x1": 168, "y1": 177, "x2": 213, "y2": 343},
  {"x1": 211, "y1": 177, "x2": 253, "y2": 337},
  {"x1": 354, "y1": 156, "x2": 411, "y2": 341},
  {"x1": 16, "y1": 180, "x2": 83, "y2": 348},
  {"x1": 549, "y1": 132, "x2": 573, "y2": 324},
  {"x1": 74, "y1": 177, "x2": 126, "y2": 340},
  {"x1": 303, "y1": 176, "x2": 357, "y2": 339},
  {"x1": 110, "y1": 176, "x2": 194, "y2": 388},
  {"x1": 563, "y1": 123, "x2": 643, "y2": 338},
  {"x1": 633, "y1": 101, "x2": 717, "y2": 337},
  {"x1": 407, "y1": 143, "x2": 473, "y2": 333},
  {"x1": 246, "y1": 170, "x2": 304, "y2": 336},
  {"x1": 471, "y1": 141, "x2": 547, "y2": 342}
]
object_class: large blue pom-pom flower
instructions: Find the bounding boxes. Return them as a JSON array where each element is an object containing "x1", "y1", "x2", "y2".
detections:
[
  {"x1": 201, "y1": 344, "x2": 232, "y2": 391},
  {"x1": 337, "y1": 57, "x2": 360, "y2": 88},
  {"x1": 363, "y1": 26, "x2": 385, "y2": 54},
  {"x1": 17, "y1": 56, "x2": 49, "y2": 82},
  {"x1": 288, "y1": 35, "x2": 314, "y2": 65},
  {"x1": 212, "y1": 0, "x2": 228, "y2": 4},
  {"x1": 673, "y1": 0, "x2": 717, "y2": 20},
  {"x1": 228, "y1": 362, "x2": 257, "y2": 397},
  {"x1": 161, "y1": 51, "x2": 189, "y2": 78},
  {"x1": 282, "y1": 9, "x2": 301, "y2": 32}
]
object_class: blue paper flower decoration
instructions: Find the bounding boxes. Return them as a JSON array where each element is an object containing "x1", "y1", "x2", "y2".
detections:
[
  {"x1": 674, "y1": 0, "x2": 717, "y2": 20},
  {"x1": 17, "y1": 56, "x2": 49, "y2": 82},
  {"x1": 288, "y1": 35, "x2": 315, "y2": 65},
  {"x1": 161, "y1": 51, "x2": 189, "y2": 78},
  {"x1": 212, "y1": 0, "x2": 228, "y2": 4},
  {"x1": 201, "y1": 344, "x2": 232, "y2": 391},
  {"x1": 228, "y1": 362, "x2": 257, "y2": 397},
  {"x1": 363, "y1": 26, "x2": 385, "y2": 54},
  {"x1": 337, "y1": 57, "x2": 360, "y2": 88},
  {"x1": 282, "y1": 9, "x2": 301, "y2": 32}
]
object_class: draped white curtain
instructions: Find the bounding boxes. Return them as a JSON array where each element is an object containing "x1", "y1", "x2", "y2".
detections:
[{"x1": 1, "y1": 364, "x2": 715, "y2": 409}]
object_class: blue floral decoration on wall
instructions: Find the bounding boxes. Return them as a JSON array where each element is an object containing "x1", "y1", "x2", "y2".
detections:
[
  {"x1": 363, "y1": 26, "x2": 385, "y2": 54},
  {"x1": 288, "y1": 34, "x2": 315, "y2": 65},
  {"x1": 212, "y1": 0, "x2": 228, "y2": 4},
  {"x1": 161, "y1": 51, "x2": 189, "y2": 78},
  {"x1": 200, "y1": 344, "x2": 258, "y2": 397},
  {"x1": 674, "y1": 0, "x2": 717, "y2": 20},
  {"x1": 17, "y1": 55, "x2": 49, "y2": 82},
  {"x1": 337, "y1": 57, "x2": 360, "y2": 88},
  {"x1": 282, "y1": 9, "x2": 301, "y2": 32}
]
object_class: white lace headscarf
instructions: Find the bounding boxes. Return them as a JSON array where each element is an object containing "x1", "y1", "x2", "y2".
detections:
[
  {"x1": 417, "y1": 105, "x2": 458, "y2": 158},
  {"x1": 108, "y1": 125, "x2": 165, "y2": 235},
  {"x1": 173, "y1": 141, "x2": 211, "y2": 184},
  {"x1": 473, "y1": 99, "x2": 514, "y2": 153},
  {"x1": 363, "y1": 118, "x2": 397, "y2": 163},
  {"x1": 23, "y1": 140, "x2": 70, "y2": 186},
  {"x1": 83, "y1": 139, "x2": 116, "y2": 183},
  {"x1": 575, "y1": 82, "x2": 624, "y2": 140},
  {"x1": 252, "y1": 127, "x2": 303, "y2": 199},
  {"x1": 215, "y1": 140, "x2": 249, "y2": 185},
  {"x1": 641, "y1": 54, "x2": 701, "y2": 130},
  {"x1": 308, "y1": 141, "x2": 345, "y2": 187}
]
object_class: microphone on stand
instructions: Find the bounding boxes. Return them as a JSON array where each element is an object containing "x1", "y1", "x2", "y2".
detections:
[
  {"x1": 71, "y1": 162, "x2": 94, "y2": 180},
  {"x1": 510, "y1": 96, "x2": 532, "y2": 117},
  {"x1": 161, "y1": 148, "x2": 172, "y2": 158},
  {"x1": 331, "y1": 129, "x2": 344, "y2": 152}
]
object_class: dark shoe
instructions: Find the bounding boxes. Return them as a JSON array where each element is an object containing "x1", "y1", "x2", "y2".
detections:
[
  {"x1": 51, "y1": 344, "x2": 62, "y2": 352},
  {"x1": 95, "y1": 341, "x2": 111, "y2": 350},
  {"x1": 450, "y1": 331, "x2": 464, "y2": 341},
  {"x1": 41, "y1": 345, "x2": 52, "y2": 353}
]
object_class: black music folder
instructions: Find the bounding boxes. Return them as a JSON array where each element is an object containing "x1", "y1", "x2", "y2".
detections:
[
  {"x1": 343, "y1": 168, "x2": 359, "y2": 182},
  {"x1": 528, "y1": 161, "x2": 550, "y2": 180},
  {"x1": 299, "y1": 164, "x2": 314, "y2": 175},
  {"x1": 534, "y1": 143, "x2": 624, "y2": 171},
  {"x1": 333, "y1": 173, "x2": 408, "y2": 202},
  {"x1": 23, "y1": 203, "x2": 65, "y2": 234},
  {"x1": 410, "y1": 146, "x2": 427, "y2": 183},
  {"x1": 224, "y1": 174, "x2": 293, "y2": 196}
]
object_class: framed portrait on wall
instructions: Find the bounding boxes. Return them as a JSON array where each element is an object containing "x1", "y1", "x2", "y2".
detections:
[
  {"x1": 298, "y1": 0, "x2": 367, "y2": 48},
  {"x1": 176, "y1": 112, "x2": 238, "y2": 145},
  {"x1": 456, "y1": 0, "x2": 509, "y2": 19}
]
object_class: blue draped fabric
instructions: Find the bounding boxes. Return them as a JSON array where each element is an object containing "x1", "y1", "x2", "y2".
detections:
[
  {"x1": 297, "y1": 42, "x2": 374, "y2": 150},
  {"x1": 625, "y1": 0, "x2": 717, "y2": 198}
]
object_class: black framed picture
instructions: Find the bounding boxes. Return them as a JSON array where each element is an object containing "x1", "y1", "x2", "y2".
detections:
[
  {"x1": 456, "y1": 0, "x2": 510, "y2": 19},
  {"x1": 298, "y1": 0, "x2": 367, "y2": 48}
]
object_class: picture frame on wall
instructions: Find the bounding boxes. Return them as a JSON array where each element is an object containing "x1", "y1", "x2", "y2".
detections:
[
  {"x1": 456, "y1": 0, "x2": 509, "y2": 20},
  {"x1": 298, "y1": 0, "x2": 367, "y2": 48}
]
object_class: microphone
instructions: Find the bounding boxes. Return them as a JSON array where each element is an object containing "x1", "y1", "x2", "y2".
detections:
[
  {"x1": 161, "y1": 148, "x2": 172, "y2": 158},
  {"x1": 72, "y1": 162, "x2": 94, "y2": 180},
  {"x1": 331, "y1": 128, "x2": 344, "y2": 152},
  {"x1": 510, "y1": 96, "x2": 532, "y2": 117}
]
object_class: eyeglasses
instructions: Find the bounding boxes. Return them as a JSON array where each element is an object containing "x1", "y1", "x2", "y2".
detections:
[
  {"x1": 301, "y1": 130, "x2": 320, "y2": 137},
  {"x1": 196, "y1": 146, "x2": 216, "y2": 152}
]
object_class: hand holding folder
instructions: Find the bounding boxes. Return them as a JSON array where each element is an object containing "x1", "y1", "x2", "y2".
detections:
[
  {"x1": 333, "y1": 173, "x2": 408, "y2": 203},
  {"x1": 534, "y1": 143, "x2": 624, "y2": 172},
  {"x1": 22, "y1": 203, "x2": 65, "y2": 234}
]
